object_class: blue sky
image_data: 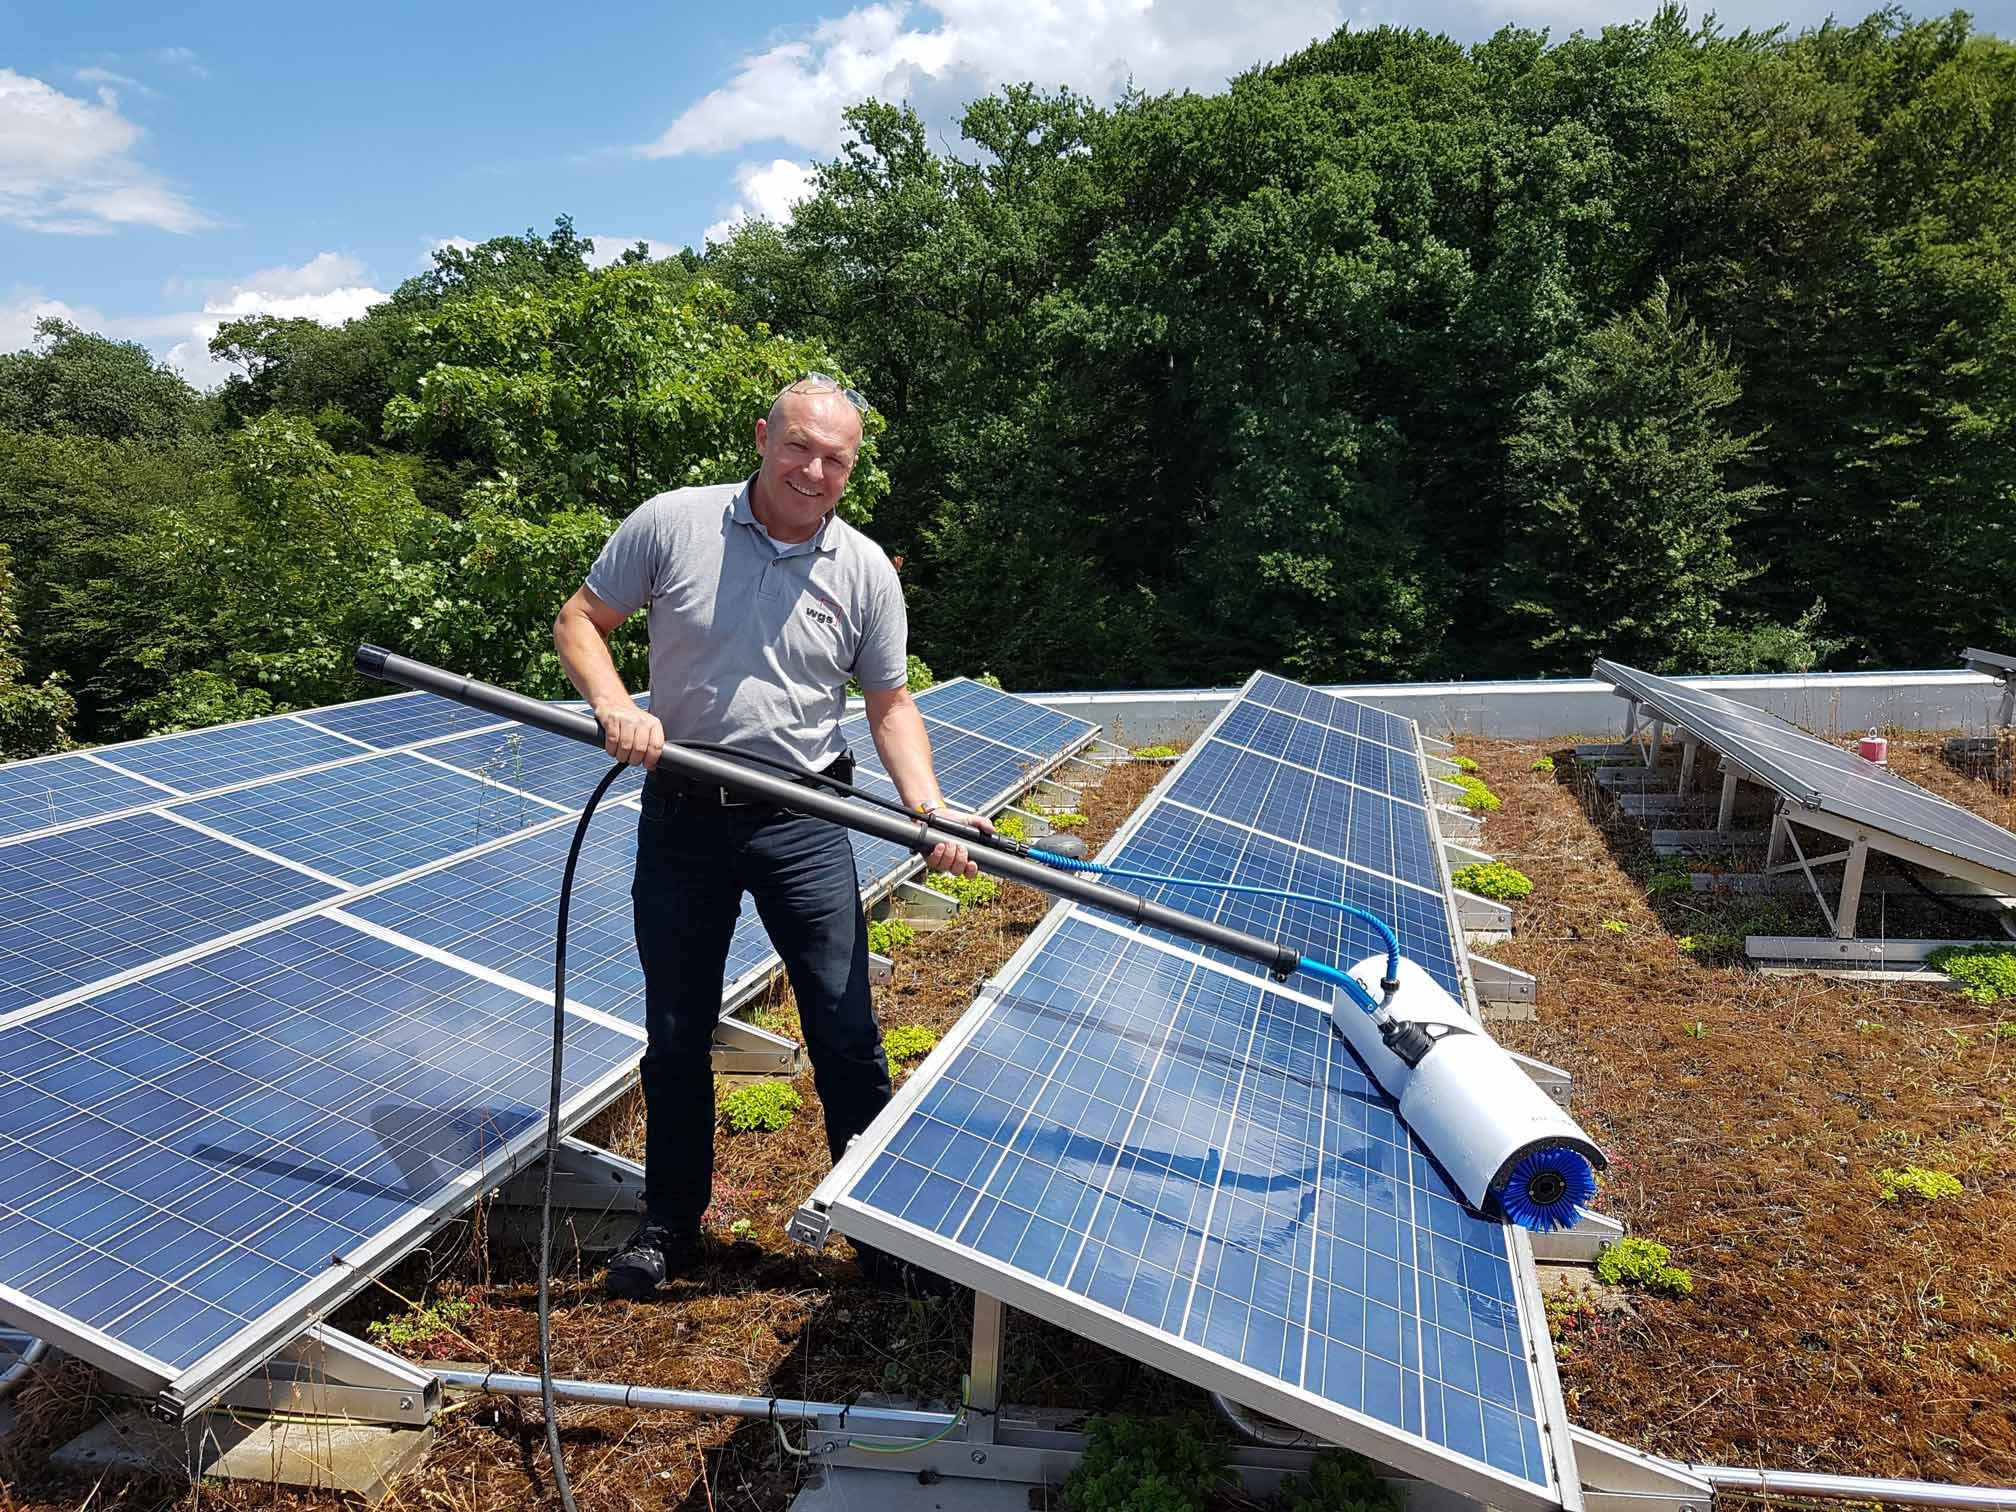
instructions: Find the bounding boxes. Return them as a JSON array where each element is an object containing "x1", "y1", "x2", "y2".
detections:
[{"x1": 5, "y1": 0, "x2": 2011, "y2": 386}]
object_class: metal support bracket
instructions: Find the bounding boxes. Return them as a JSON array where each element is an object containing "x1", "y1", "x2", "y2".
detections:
[
  {"x1": 711, "y1": 1015, "x2": 804, "y2": 1076},
  {"x1": 1570, "y1": 1427, "x2": 1713, "y2": 1512},
  {"x1": 882, "y1": 879, "x2": 959, "y2": 931},
  {"x1": 968, "y1": 1294, "x2": 1005, "y2": 1446},
  {"x1": 214, "y1": 1325, "x2": 439, "y2": 1427},
  {"x1": 1527, "y1": 1207, "x2": 1626, "y2": 1265},
  {"x1": 1442, "y1": 840, "x2": 1492, "y2": 872},
  {"x1": 1507, "y1": 1050, "x2": 1573, "y2": 1110},
  {"x1": 1452, "y1": 887, "x2": 1513, "y2": 936},
  {"x1": 1468, "y1": 955, "x2": 1538, "y2": 1016},
  {"x1": 1425, "y1": 755, "x2": 1461, "y2": 778},
  {"x1": 1433, "y1": 804, "x2": 1483, "y2": 839}
]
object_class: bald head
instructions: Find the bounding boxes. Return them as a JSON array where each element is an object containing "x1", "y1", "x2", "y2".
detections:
[{"x1": 766, "y1": 379, "x2": 864, "y2": 445}]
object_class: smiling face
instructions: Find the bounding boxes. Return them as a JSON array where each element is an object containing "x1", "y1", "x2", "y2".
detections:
[{"x1": 751, "y1": 386, "x2": 862, "y2": 543}]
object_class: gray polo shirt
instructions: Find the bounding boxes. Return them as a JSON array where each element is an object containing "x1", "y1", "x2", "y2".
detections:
[{"x1": 583, "y1": 477, "x2": 909, "y2": 770}]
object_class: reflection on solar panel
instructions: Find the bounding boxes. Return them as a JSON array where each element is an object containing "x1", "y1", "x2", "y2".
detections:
[
  {"x1": 0, "y1": 676, "x2": 1096, "y2": 1409},
  {"x1": 808, "y1": 674, "x2": 1571, "y2": 1506},
  {"x1": 0, "y1": 913, "x2": 637, "y2": 1399},
  {"x1": 1595, "y1": 659, "x2": 2016, "y2": 885}
]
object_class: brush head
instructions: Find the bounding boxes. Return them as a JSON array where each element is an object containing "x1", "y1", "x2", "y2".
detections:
[{"x1": 1497, "y1": 1145, "x2": 1599, "y2": 1232}]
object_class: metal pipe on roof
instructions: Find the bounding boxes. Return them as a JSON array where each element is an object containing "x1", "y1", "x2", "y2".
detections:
[
  {"x1": 0, "y1": 1335, "x2": 47, "y2": 1399},
  {"x1": 1673, "y1": 1461, "x2": 2016, "y2": 1509},
  {"x1": 430, "y1": 1368, "x2": 956, "y2": 1433}
]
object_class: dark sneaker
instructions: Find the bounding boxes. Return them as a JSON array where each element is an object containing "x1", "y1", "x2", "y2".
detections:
[
  {"x1": 854, "y1": 1241, "x2": 962, "y2": 1300},
  {"x1": 603, "y1": 1224, "x2": 703, "y2": 1300}
]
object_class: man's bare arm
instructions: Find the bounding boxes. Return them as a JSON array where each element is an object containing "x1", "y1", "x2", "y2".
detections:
[
  {"x1": 554, "y1": 586, "x2": 664, "y2": 767},
  {"x1": 864, "y1": 685, "x2": 992, "y2": 875}
]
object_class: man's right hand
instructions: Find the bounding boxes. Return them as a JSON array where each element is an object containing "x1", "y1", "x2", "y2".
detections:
[{"x1": 595, "y1": 697, "x2": 666, "y2": 768}]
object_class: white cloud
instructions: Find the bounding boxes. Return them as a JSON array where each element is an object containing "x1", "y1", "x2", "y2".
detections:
[
  {"x1": 582, "y1": 234, "x2": 685, "y2": 268},
  {"x1": 643, "y1": 0, "x2": 1343, "y2": 160},
  {"x1": 155, "y1": 46, "x2": 208, "y2": 78},
  {"x1": 75, "y1": 66, "x2": 146, "y2": 92},
  {"x1": 702, "y1": 158, "x2": 817, "y2": 246},
  {"x1": 0, "y1": 292, "x2": 101, "y2": 354},
  {"x1": 0, "y1": 68, "x2": 211, "y2": 234},
  {"x1": 420, "y1": 235, "x2": 480, "y2": 267},
  {"x1": 161, "y1": 256, "x2": 388, "y2": 390}
]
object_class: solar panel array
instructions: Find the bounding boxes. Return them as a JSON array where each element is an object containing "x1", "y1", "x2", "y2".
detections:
[
  {"x1": 1594, "y1": 659, "x2": 2016, "y2": 885},
  {"x1": 809, "y1": 672, "x2": 1576, "y2": 1510},
  {"x1": 0, "y1": 678, "x2": 1095, "y2": 1412}
]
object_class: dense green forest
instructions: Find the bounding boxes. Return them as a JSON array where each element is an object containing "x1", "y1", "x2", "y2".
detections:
[{"x1": 2, "y1": 7, "x2": 2012, "y2": 758}]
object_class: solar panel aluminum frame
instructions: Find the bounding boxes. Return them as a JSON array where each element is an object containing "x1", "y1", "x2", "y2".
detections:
[
  {"x1": 0, "y1": 937, "x2": 647, "y2": 1418},
  {"x1": 800, "y1": 675, "x2": 1580, "y2": 1511},
  {"x1": 1595, "y1": 660, "x2": 2016, "y2": 896}
]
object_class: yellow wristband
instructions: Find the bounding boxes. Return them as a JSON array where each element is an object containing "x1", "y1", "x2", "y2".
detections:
[{"x1": 916, "y1": 801, "x2": 944, "y2": 818}]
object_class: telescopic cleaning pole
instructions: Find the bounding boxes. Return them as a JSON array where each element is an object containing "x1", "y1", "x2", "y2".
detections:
[{"x1": 355, "y1": 644, "x2": 1321, "y2": 985}]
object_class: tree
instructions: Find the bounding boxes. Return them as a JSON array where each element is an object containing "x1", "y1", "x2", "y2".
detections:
[
  {"x1": 1499, "y1": 282, "x2": 1773, "y2": 672},
  {"x1": 0, "y1": 544, "x2": 75, "y2": 758},
  {"x1": 0, "y1": 319, "x2": 199, "y2": 442},
  {"x1": 384, "y1": 266, "x2": 884, "y2": 520}
]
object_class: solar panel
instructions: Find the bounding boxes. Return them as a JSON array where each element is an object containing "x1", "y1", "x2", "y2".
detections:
[
  {"x1": 420, "y1": 723, "x2": 648, "y2": 808},
  {"x1": 805, "y1": 673, "x2": 1569, "y2": 1504},
  {"x1": 1595, "y1": 659, "x2": 2016, "y2": 885},
  {"x1": 341, "y1": 805, "x2": 644, "y2": 1022},
  {"x1": 0, "y1": 912, "x2": 640, "y2": 1404},
  {"x1": 824, "y1": 920, "x2": 1564, "y2": 1507},
  {"x1": 0, "y1": 754, "x2": 163, "y2": 841},
  {"x1": 916, "y1": 679, "x2": 1099, "y2": 756},
  {"x1": 296, "y1": 690, "x2": 512, "y2": 749},
  {"x1": 89, "y1": 718, "x2": 367, "y2": 797},
  {"x1": 1166, "y1": 742, "x2": 1444, "y2": 893},
  {"x1": 176, "y1": 752, "x2": 562, "y2": 886},
  {"x1": 0, "y1": 673, "x2": 1098, "y2": 1413},
  {"x1": 0, "y1": 813, "x2": 339, "y2": 1017}
]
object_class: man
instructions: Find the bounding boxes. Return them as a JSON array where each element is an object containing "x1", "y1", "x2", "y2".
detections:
[{"x1": 553, "y1": 374, "x2": 990, "y2": 1299}]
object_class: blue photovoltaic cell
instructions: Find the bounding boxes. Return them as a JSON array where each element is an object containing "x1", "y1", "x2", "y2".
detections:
[
  {"x1": 0, "y1": 914, "x2": 637, "y2": 1374},
  {"x1": 1102, "y1": 805, "x2": 1464, "y2": 999},
  {"x1": 176, "y1": 753, "x2": 551, "y2": 887},
  {"x1": 93, "y1": 719, "x2": 367, "y2": 798},
  {"x1": 0, "y1": 813, "x2": 339, "y2": 1016},
  {"x1": 1248, "y1": 674, "x2": 1415, "y2": 754},
  {"x1": 1214, "y1": 704, "x2": 1427, "y2": 806},
  {"x1": 849, "y1": 916, "x2": 1547, "y2": 1488},
  {"x1": 420, "y1": 724, "x2": 646, "y2": 809},
  {"x1": 1168, "y1": 742, "x2": 1443, "y2": 893},
  {"x1": 920, "y1": 721, "x2": 1043, "y2": 808},
  {"x1": 344, "y1": 806, "x2": 643, "y2": 1023},
  {"x1": 917, "y1": 680, "x2": 1098, "y2": 756},
  {"x1": 295, "y1": 692, "x2": 512, "y2": 750},
  {"x1": 0, "y1": 755, "x2": 161, "y2": 841}
]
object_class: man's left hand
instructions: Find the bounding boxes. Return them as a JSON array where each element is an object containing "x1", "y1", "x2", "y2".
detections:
[{"x1": 923, "y1": 809, "x2": 994, "y2": 877}]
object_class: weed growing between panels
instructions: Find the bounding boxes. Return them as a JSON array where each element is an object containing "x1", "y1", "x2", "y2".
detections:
[
  {"x1": 0, "y1": 755, "x2": 1190, "y2": 1512},
  {"x1": 1457, "y1": 732, "x2": 2016, "y2": 1486}
]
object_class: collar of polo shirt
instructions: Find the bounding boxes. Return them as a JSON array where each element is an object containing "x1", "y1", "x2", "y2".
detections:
[{"x1": 734, "y1": 473, "x2": 840, "y2": 556}]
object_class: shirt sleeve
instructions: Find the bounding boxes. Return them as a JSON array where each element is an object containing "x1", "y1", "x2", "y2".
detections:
[
  {"x1": 581, "y1": 502, "x2": 662, "y2": 617},
  {"x1": 851, "y1": 567, "x2": 910, "y2": 693}
]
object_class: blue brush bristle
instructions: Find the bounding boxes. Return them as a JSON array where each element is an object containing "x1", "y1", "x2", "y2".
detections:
[{"x1": 1498, "y1": 1146, "x2": 1598, "y2": 1232}]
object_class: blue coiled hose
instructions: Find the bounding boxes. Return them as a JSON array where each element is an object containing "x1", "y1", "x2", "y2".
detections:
[{"x1": 1027, "y1": 848, "x2": 1396, "y2": 1017}]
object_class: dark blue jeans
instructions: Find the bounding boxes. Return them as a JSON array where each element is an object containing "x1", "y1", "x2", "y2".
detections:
[{"x1": 631, "y1": 789, "x2": 891, "y2": 1231}]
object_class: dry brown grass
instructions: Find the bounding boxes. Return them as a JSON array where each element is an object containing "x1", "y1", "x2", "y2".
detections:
[{"x1": 1468, "y1": 732, "x2": 2016, "y2": 1483}]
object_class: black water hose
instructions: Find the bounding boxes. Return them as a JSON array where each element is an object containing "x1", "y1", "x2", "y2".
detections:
[{"x1": 539, "y1": 760, "x2": 628, "y2": 1512}]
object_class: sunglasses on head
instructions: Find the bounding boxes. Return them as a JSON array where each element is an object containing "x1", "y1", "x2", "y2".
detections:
[{"x1": 801, "y1": 372, "x2": 871, "y2": 413}]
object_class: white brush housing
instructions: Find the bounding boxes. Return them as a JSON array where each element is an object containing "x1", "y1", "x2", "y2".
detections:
[{"x1": 1331, "y1": 956, "x2": 1604, "y2": 1217}]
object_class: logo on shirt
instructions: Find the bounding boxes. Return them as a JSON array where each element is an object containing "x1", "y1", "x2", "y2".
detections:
[{"x1": 804, "y1": 591, "x2": 846, "y2": 631}]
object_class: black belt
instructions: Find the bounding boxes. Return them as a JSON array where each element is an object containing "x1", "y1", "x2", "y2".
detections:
[{"x1": 645, "y1": 751, "x2": 854, "y2": 808}]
